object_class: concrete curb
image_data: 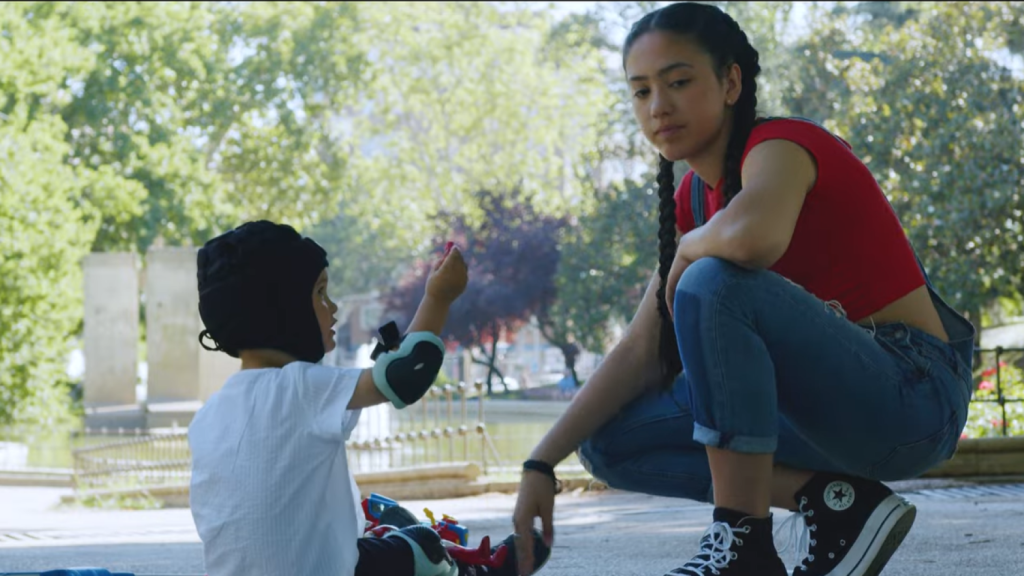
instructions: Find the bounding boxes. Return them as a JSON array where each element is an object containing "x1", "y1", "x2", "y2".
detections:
[
  {"x1": 21, "y1": 437, "x2": 1024, "y2": 505},
  {"x1": 0, "y1": 470, "x2": 73, "y2": 488},
  {"x1": 924, "y1": 436, "x2": 1024, "y2": 477}
]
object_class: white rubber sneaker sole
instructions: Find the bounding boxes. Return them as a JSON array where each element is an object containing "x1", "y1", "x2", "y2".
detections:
[{"x1": 789, "y1": 494, "x2": 917, "y2": 576}]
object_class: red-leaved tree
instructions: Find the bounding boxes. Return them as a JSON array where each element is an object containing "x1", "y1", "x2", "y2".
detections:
[{"x1": 384, "y1": 188, "x2": 565, "y2": 394}]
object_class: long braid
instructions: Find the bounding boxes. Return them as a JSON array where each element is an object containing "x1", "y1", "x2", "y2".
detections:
[
  {"x1": 720, "y1": 27, "x2": 761, "y2": 204},
  {"x1": 655, "y1": 155, "x2": 683, "y2": 378}
]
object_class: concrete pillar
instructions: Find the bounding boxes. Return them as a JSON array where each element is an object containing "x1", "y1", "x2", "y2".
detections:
[
  {"x1": 83, "y1": 253, "x2": 139, "y2": 407},
  {"x1": 145, "y1": 247, "x2": 201, "y2": 403}
]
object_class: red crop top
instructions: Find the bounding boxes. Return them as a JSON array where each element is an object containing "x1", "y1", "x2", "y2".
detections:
[{"x1": 674, "y1": 118, "x2": 925, "y2": 322}]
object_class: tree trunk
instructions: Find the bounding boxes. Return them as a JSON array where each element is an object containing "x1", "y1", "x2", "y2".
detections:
[
  {"x1": 538, "y1": 319, "x2": 582, "y2": 387},
  {"x1": 470, "y1": 353, "x2": 504, "y2": 393},
  {"x1": 561, "y1": 343, "x2": 581, "y2": 387},
  {"x1": 487, "y1": 322, "x2": 502, "y2": 394}
]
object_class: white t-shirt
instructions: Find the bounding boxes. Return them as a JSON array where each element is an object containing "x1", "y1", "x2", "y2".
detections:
[{"x1": 188, "y1": 362, "x2": 365, "y2": 576}]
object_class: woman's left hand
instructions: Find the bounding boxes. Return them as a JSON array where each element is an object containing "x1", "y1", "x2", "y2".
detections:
[{"x1": 665, "y1": 251, "x2": 694, "y2": 320}]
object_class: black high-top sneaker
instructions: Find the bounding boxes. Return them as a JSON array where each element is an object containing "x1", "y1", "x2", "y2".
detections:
[
  {"x1": 455, "y1": 528, "x2": 552, "y2": 576},
  {"x1": 664, "y1": 508, "x2": 789, "y2": 575},
  {"x1": 779, "y1": 473, "x2": 916, "y2": 576}
]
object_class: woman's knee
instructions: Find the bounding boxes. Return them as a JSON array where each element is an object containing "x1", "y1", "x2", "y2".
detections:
[
  {"x1": 576, "y1": 438, "x2": 622, "y2": 488},
  {"x1": 676, "y1": 257, "x2": 748, "y2": 299},
  {"x1": 575, "y1": 438, "x2": 604, "y2": 479},
  {"x1": 673, "y1": 257, "x2": 751, "y2": 335},
  {"x1": 577, "y1": 439, "x2": 714, "y2": 502}
]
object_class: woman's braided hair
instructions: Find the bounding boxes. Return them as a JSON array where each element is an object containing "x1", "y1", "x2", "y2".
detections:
[{"x1": 623, "y1": 2, "x2": 761, "y2": 379}]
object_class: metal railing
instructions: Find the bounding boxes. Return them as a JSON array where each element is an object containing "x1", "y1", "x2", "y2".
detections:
[
  {"x1": 346, "y1": 381, "x2": 502, "y2": 475},
  {"x1": 3, "y1": 347, "x2": 1020, "y2": 499},
  {"x1": 72, "y1": 428, "x2": 190, "y2": 497},
  {"x1": 969, "y1": 347, "x2": 1024, "y2": 437},
  {"x1": 62, "y1": 380, "x2": 501, "y2": 497}
]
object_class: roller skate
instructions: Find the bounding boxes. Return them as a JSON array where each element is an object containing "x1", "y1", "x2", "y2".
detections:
[
  {"x1": 448, "y1": 527, "x2": 551, "y2": 576},
  {"x1": 361, "y1": 493, "x2": 550, "y2": 574}
]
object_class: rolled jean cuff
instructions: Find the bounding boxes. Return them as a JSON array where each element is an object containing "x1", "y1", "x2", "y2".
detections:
[{"x1": 693, "y1": 423, "x2": 777, "y2": 454}]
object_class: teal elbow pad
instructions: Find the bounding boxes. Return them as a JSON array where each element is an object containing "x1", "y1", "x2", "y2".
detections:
[{"x1": 371, "y1": 331, "x2": 445, "y2": 409}]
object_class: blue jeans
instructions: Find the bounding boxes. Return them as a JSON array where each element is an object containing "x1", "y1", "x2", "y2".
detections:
[{"x1": 577, "y1": 258, "x2": 974, "y2": 503}]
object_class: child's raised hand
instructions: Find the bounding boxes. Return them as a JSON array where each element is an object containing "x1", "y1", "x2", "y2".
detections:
[{"x1": 425, "y1": 243, "x2": 468, "y2": 304}]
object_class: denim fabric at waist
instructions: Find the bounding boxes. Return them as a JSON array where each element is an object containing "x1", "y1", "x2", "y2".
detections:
[{"x1": 870, "y1": 321, "x2": 973, "y2": 405}]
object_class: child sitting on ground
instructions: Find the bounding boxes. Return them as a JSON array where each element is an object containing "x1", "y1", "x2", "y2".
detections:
[{"x1": 188, "y1": 221, "x2": 549, "y2": 576}]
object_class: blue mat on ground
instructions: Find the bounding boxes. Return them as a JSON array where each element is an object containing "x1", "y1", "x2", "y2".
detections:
[{"x1": 0, "y1": 565, "x2": 136, "y2": 569}]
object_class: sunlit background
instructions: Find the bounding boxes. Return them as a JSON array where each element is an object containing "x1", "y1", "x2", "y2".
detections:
[{"x1": 2, "y1": 0, "x2": 1023, "y2": 520}]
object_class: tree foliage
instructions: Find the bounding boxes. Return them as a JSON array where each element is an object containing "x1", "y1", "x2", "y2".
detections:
[
  {"x1": 4, "y1": 1, "x2": 1024, "y2": 423},
  {"x1": 2, "y1": 1, "x2": 368, "y2": 424},
  {"x1": 60, "y1": 1, "x2": 367, "y2": 252},
  {"x1": 0, "y1": 2, "x2": 102, "y2": 424},
  {"x1": 339, "y1": 2, "x2": 613, "y2": 248},
  {"x1": 788, "y1": 1, "x2": 1024, "y2": 325},
  {"x1": 538, "y1": 177, "x2": 659, "y2": 381},
  {"x1": 384, "y1": 189, "x2": 564, "y2": 394},
  {"x1": 309, "y1": 2, "x2": 617, "y2": 298}
]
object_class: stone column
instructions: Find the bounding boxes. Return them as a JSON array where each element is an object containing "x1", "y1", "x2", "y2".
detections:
[
  {"x1": 83, "y1": 253, "x2": 139, "y2": 407},
  {"x1": 145, "y1": 247, "x2": 201, "y2": 403}
]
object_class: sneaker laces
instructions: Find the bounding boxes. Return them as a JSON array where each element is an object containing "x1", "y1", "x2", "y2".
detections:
[
  {"x1": 665, "y1": 521, "x2": 749, "y2": 576},
  {"x1": 774, "y1": 497, "x2": 817, "y2": 572}
]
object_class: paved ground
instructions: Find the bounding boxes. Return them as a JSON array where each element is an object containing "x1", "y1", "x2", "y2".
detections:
[{"x1": 1, "y1": 481, "x2": 1022, "y2": 575}]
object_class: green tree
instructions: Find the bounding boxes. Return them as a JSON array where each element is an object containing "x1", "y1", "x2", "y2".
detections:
[
  {"x1": 1, "y1": 1, "x2": 370, "y2": 423},
  {"x1": 305, "y1": 207, "x2": 411, "y2": 298},
  {"x1": 718, "y1": 1, "x2": 798, "y2": 117},
  {"x1": 339, "y1": 1, "x2": 613, "y2": 249},
  {"x1": 384, "y1": 189, "x2": 565, "y2": 395},
  {"x1": 538, "y1": 177, "x2": 659, "y2": 383},
  {"x1": 60, "y1": 1, "x2": 367, "y2": 253},
  {"x1": 532, "y1": 2, "x2": 665, "y2": 372},
  {"x1": 0, "y1": 2, "x2": 114, "y2": 425},
  {"x1": 312, "y1": 2, "x2": 617, "y2": 301},
  {"x1": 788, "y1": 2, "x2": 1024, "y2": 328}
]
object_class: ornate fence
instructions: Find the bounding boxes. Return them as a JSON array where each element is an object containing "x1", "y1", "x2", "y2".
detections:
[
  {"x1": 72, "y1": 428, "x2": 190, "y2": 498},
  {"x1": 967, "y1": 347, "x2": 1024, "y2": 438},
  {"x1": 346, "y1": 381, "x2": 503, "y2": 475},
  {"x1": 2, "y1": 348, "x2": 1021, "y2": 499},
  {"x1": 64, "y1": 381, "x2": 500, "y2": 498}
]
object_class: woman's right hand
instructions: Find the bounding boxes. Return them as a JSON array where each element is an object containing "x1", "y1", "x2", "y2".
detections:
[{"x1": 511, "y1": 470, "x2": 556, "y2": 576}]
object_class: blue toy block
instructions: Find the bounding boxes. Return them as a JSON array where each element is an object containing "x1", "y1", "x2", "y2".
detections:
[{"x1": 365, "y1": 492, "x2": 399, "y2": 519}]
